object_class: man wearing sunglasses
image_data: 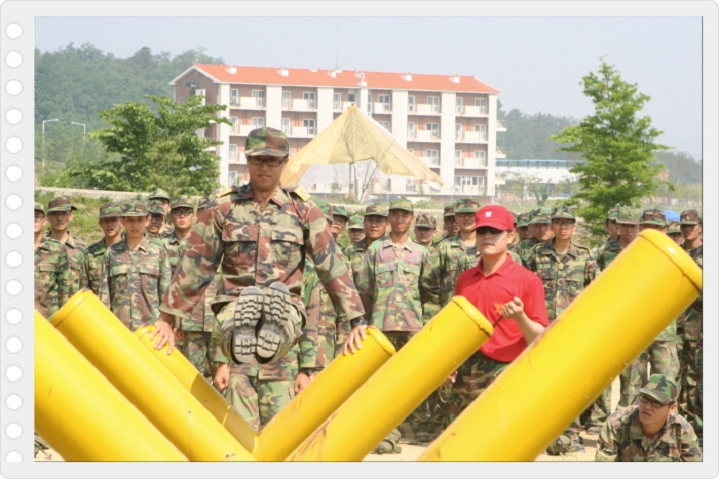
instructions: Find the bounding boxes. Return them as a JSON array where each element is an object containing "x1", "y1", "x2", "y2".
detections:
[
  {"x1": 447, "y1": 205, "x2": 549, "y2": 423},
  {"x1": 596, "y1": 374, "x2": 701, "y2": 461},
  {"x1": 155, "y1": 127, "x2": 364, "y2": 431}
]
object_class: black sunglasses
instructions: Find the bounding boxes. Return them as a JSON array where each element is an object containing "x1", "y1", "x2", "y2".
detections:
[{"x1": 476, "y1": 226, "x2": 505, "y2": 235}]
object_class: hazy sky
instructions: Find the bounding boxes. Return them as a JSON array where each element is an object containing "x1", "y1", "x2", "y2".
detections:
[{"x1": 35, "y1": 15, "x2": 703, "y2": 160}]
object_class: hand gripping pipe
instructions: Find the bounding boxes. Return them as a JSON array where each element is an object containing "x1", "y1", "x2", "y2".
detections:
[
  {"x1": 254, "y1": 326, "x2": 396, "y2": 461},
  {"x1": 50, "y1": 291, "x2": 255, "y2": 462},
  {"x1": 134, "y1": 324, "x2": 258, "y2": 453},
  {"x1": 287, "y1": 296, "x2": 493, "y2": 461},
  {"x1": 419, "y1": 229, "x2": 703, "y2": 461},
  {"x1": 34, "y1": 311, "x2": 187, "y2": 461}
]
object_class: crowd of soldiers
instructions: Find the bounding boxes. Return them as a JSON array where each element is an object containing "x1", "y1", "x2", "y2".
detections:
[{"x1": 34, "y1": 127, "x2": 702, "y2": 461}]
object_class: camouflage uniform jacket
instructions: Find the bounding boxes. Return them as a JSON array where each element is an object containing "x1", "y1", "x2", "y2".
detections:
[
  {"x1": 35, "y1": 237, "x2": 70, "y2": 318},
  {"x1": 46, "y1": 231, "x2": 87, "y2": 295},
  {"x1": 83, "y1": 238, "x2": 111, "y2": 295},
  {"x1": 342, "y1": 238, "x2": 369, "y2": 285},
  {"x1": 596, "y1": 406, "x2": 702, "y2": 462},
  {"x1": 681, "y1": 244, "x2": 703, "y2": 341},
  {"x1": 525, "y1": 240, "x2": 598, "y2": 321},
  {"x1": 683, "y1": 244, "x2": 703, "y2": 313},
  {"x1": 509, "y1": 237, "x2": 538, "y2": 267},
  {"x1": 592, "y1": 239, "x2": 622, "y2": 273},
  {"x1": 355, "y1": 238, "x2": 435, "y2": 332},
  {"x1": 424, "y1": 234, "x2": 479, "y2": 318},
  {"x1": 99, "y1": 237, "x2": 171, "y2": 331},
  {"x1": 162, "y1": 232, "x2": 185, "y2": 277},
  {"x1": 159, "y1": 183, "x2": 364, "y2": 325}
]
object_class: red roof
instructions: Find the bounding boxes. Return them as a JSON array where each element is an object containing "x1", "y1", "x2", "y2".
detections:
[{"x1": 184, "y1": 64, "x2": 500, "y2": 94}]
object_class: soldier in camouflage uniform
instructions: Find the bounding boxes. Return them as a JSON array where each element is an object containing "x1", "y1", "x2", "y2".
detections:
[
  {"x1": 156, "y1": 127, "x2": 363, "y2": 430},
  {"x1": 148, "y1": 188, "x2": 175, "y2": 238},
  {"x1": 347, "y1": 197, "x2": 435, "y2": 452},
  {"x1": 525, "y1": 205, "x2": 597, "y2": 453},
  {"x1": 441, "y1": 205, "x2": 458, "y2": 239},
  {"x1": 677, "y1": 209, "x2": 702, "y2": 441},
  {"x1": 329, "y1": 204, "x2": 349, "y2": 240},
  {"x1": 99, "y1": 200, "x2": 172, "y2": 332},
  {"x1": 147, "y1": 199, "x2": 168, "y2": 238},
  {"x1": 509, "y1": 206, "x2": 554, "y2": 267},
  {"x1": 162, "y1": 197, "x2": 195, "y2": 276},
  {"x1": 83, "y1": 202, "x2": 123, "y2": 296},
  {"x1": 413, "y1": 212, "x2": 438, "y2": 251},
  {"x1": 667, "y1": 221, "x2": 683, "y2": 246},
  {"x1": 34, "y1": 202, "x2": 70, "y2": 318},
  {"x1": 596, "y1": 374, "x2": 701, "y2": 462},
  {"x1": 346, "y1": 215, "x2": 365, "y2": 244},
  {"x1": 45, "y1": 196, "x2": 87, "y2": 295},
  {"x1": 342, "y1": 204, "x2": 389, "y2": 284},
  {"x1": 515, "y1": 212, "x2": 530, "y2": 241}
]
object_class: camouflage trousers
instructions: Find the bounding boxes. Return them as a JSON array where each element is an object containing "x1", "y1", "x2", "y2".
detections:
[
  {"x1": 677, "y1": 309, "x2": 702, "y2": 438},
  {"x1": 617, "y1": 340, "x2": 678, "y2": 408},
  {"x1": 446, "y1": 351, "x2": 508, "y2": 424},
  {"x1": 316, "y1": 317, "x2": 351, "y2": 367},
  {"x1": 180, "y1": 331, "x2": 213, "y2": 381},
  {"x1": 225, "y1": 370, "x2": 295, "y2": 434},
  {"x1": 580, "y1": 385, "x2": 612, "y2": 428}
]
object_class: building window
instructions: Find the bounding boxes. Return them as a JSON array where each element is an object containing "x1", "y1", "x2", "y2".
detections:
[
  {"x1": 475, "y1": 123, "x2": 487, "y2": 141},
  {"x1": 378, "y1": 121, "x2": 391, "y2": 132},
  {"x1": 408, "y1": 95, "x2": 416, "y2": 113},
  {"x1": 454, "y1": 150, "x2": 463, "y2": 166},
  {"x1": 303, "y1": 92, "x2": 316, "y2": 109},
  {"x1": 281, "y1": 118, "x2": 291, "y2": 135},
  {"x1": 407, "y1": 122, "x2": 415, "y2": 139},
  {"x1": 427, "y1": 149, "x2": 439, "y2": 166},
  {"x1": 475, "y1": 98, "x2": 488, "y2": 114},
  {"x1": 304, "y1": 119, "x2": 316, "y2": 135},
  {"x1": 474, "y1": 150, "x2": 487, "y2": 166},
  {"x1": 252, "y1": 90, "x2": 265, "y2": 108},
  {"x1": 230, "y1": 116, "x2": 238, "y2": 133},
  {"x1": 251, "y1": 117, "x2": 265, "y2": 129},
  {"x1": 230, "y1": 89, "x2": 239, "y2": 106},
  {"x1": 348, "y1": 92, "x2": 356, "y2": 104},
  {"x1": 428, "y1": 96, "x2": 440, "y2": 113},
  {"x1": 427, "y1": 123, "x2": 440, "y2": 139},
  {"x1": 333, "y1": 92, "x2": 342, "y2": 110},
  {"x1": 456, "y1": 97, "x2": 463, "y2": 114},
  {"x1": 366, "y1": 92, "x2": 372, "y2": 114},
  {"x1": 455, "y1": 124, "x2": 462, "y2": 141},
  {"x1": 229, "y1": 144, "x2": 238, "y2": 161},
  {"x1": 378, "y1": 94, "x2": 391, "y2": 110},
  {"x1": 229, "y1": 170, "x2": 238, "y2": 185},
  {"x1": 282, "y1": 91, "x2": 291, "y2": 109}
]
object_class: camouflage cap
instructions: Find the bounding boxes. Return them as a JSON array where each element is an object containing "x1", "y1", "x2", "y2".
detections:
[
  {"x1": 389, "y1": 197, "x2": 414, "y2": 213},
  {"x1": 99, "y1": 201, "x2": 122, "y2": 219},
  {"x1": 615, "y1": 206, "x2": 641, "y2": 226},
  {"x1": 365, "y1": 204, "x2": 388, "y2": 218},
  {"x1": 639, "y1": 374, "x2": 679, "y2": 404},
  {"x1": 347, "y1": 215, "x2": 365, "y2": 230},
  {"x1": 528, "y1": 206, "x2": 552, "y2": 225},
  {"x1": 245, "y1": 127, "x2": 289, "y2": 158},
  {"x1": 640, "y1": 208, "x2": 667, "y2": 227},
  {"x1": 312, "y1": 197, "x2": 333, "y2": 222},
  {"x1": 148, "y1": 199, "x2": 166, "y2": 216},
  {"x1": 443, "y1": 205, "x2": 455, "y2": 218},
  {"x1": 34, "y1": 202, "x2": 45, "y2": 215},
  {"x1": 454, "y1": 198, "x2": 480, "y2": 214},
  {"x1": 148, "y1": 188, "x2": 170, "y2": 201},
  {"x1": 197, "y1": 196, "x2": 209, "y2": 210},
  {"x1": 170, "y1": 196, "x2": 194, "y2": 211},
  {"x1": 551, "y1": 204, "x2": 575, "y2": 220},
  {"x1": 122, "y1": 200, "x2": 149, "y2": 217},
  {"x1": 679, "y1": 209, "x2": 702, "y2": 225},
  {"x1": 667, "y1": 222, "x2": 681, "y2": 235},
  {"x1": 516, "y1": 212, "x2": 529, "y2": 228},
  {"x1": 607, "y1": 205, "x2": 620, "y2": 221},
  {"x1": 47, "y1": 196, "x2": 78, "y2": 213},
  {"x1": 332, "y1": 205, "x2": 349, "y2": 219},
  {"x1": 415, "y1": 213, "x2": 437, "y2": 228}
]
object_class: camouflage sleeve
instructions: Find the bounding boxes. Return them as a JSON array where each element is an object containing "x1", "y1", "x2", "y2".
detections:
[
  {"x1": 57, "y1": 250, "x2": 72, "y2": 310},
  {"x1": 354, "y1": 247, "x2": 375, "y2": 323},
  {"x1": 98, "y1": 252, "x2": 111, "y2": 308},
  {"x1": 585, "y1": 252, "x2": 598, "y2": 286},
  {"x1": 421, "y1": 249, "x2": 441, "y2": 324},
  {"x1": 304, "y1": 202, "x2": 365, "y2": 323},
  {"x1": 677, "y1": 420, "x2": 703, "y2": 461},
  {"x1": 524, "y1": 246, "x2": 538, "y2": 273},
  {"x1": 299, "y1": 262, "x2": 320, "y2": 368},
  {"x1": 158, "y1": 246, "x2": 172, "y2": 306},
  {"x1": 595, "y1": 417, "x2": 620, "y2": 462},
  {"x1": 593, "y1": 244, "x2": 606, "y2": 273},
  {"x1": 160, "y1": 201, "x2": 226, "y2": 319}
]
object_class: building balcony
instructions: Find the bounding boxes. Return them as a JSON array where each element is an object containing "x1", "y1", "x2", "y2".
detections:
[
  {"x1": 415, "y1": 104, "x2": 441, "y2": 115},
  {"x1": 229, "y1": 152, "x2": 247, "y2": 164},
  {"x1": 238, "y1": 97, "x2": 265, "y2": 109},
  {"x1": 229, "y1": 124, "x2": 256, "y2": 136},
  {"x1": 459, "y1": 105, "x2": 488, "y2": 117},
  {"x1": 453, "y1": 185, "x2": 483, "y2": 195},
  {"x1": 496, "y1": 147, "x2": 506, "y2": 158},
  {"x1": 373, "y1": 102, "x2": 392, "y2": 114},
  {"x1": 290, "y1": 99, "x2": 316, "y2": 111},
  {"x1": 456, "y1": 131, "x2": 488, "y2": 143},
  {"x1": 290, "y1": 126, "x2": 316, "y2": 138},
  {"x1": 418, "y1": 156, "x2": 441, "y2": 168},
  {"x1": 454, "y1": 157, "x2": 488, "y2": 170},
  {"x1": 415, "y1": 129, "x2": 440, "y2": 141},
  {"x1": 496, "y1": 120, "x2": 506, "y2": 132}
]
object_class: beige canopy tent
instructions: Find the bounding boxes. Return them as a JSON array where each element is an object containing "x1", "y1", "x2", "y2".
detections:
[{"x1": 280, "y1": 105, "x2": 443, "y2": 189}]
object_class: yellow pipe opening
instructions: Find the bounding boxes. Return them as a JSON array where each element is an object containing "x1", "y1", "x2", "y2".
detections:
[
  {"x1": 35, "y1": 311, "x2": 187, "y2": 461},
  {"x1": 420, "y1": 229, "x2": 703, "y2": 461},
  {"x1": 50, "y1": 291, "x2": 255, "y2": 462},
  {"x1": 287, "y1": 296, "x2": 493, "y2": 461},
  {"x1": 254, "y1": 326, "x2": 396, "y2": 461}
]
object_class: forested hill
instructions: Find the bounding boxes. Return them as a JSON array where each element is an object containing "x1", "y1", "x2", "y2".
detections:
[
  {"x1": 497, "y1": 107, "x2": 583, "y2": 161},
  {"x1": 35, "y1": 43, "x2": 224, "y2": 133}
]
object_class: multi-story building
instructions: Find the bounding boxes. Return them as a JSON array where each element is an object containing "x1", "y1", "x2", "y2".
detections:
[{"x1": 170, "y1": 64, "x2": 505, "y2": 203}]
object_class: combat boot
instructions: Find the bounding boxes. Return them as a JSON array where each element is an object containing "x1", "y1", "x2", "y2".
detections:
[
  {"x1": 256, "y1": 282, "x2": 294, "y2": 362},
  {"x1": 232, "y1": 286, "x2": 263, "y2": 363}
]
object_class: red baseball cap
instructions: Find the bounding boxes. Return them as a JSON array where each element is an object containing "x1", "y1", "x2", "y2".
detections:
[{"x1": 475, "y1": 205, "x2": 514, "y2": 231}]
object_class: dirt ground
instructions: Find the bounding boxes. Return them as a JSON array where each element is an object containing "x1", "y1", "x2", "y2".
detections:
[{"x1": 36, "y1": 378, "x2": 621, "y2": 463}]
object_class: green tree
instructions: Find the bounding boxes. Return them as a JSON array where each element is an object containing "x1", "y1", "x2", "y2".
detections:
[
  {"x1": 551, "y1": 59, "x2": 671, "y2": 238},
  {"x1": 88, "y1": 94, "x2": 231, "y2": 197}
]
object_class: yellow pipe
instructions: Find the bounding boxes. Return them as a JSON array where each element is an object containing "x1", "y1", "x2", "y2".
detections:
[
  {"x1": 50, "y1": 291, "x2": 255, "y2": 462},
  {"x1": 254, "y1": 326, "x2": 396, "y2": 461},
  {"x1": 34, "y1": 311, "x2": 187, "y2": 461},
  {"x1": 419, "y1": 229, "x2": 703, "y2": 461},
  {"x1": 134, "y1": 324, "x2": 258, "y2": 453},
  {"x1": 287, "y1": 296, "x2": 493, "y2": 461}
]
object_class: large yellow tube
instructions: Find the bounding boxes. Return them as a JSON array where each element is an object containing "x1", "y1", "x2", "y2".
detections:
[
  {"x1": 287, "y1": 296, "x2": 493, "y2": 461},
  {"x1": 35, "y1": 311, "x2": 187, "y2": 461},
  {"x1": 420, "y1": 229, "x2": 703, "y2": 461},
  {"x1": 50, "y1": 291, "x2": 255, "y2": 462},
  {"x1": 134, "y1": 324, "x2": 257, "y2": 453},
  {"x1": 254, "y1": 326, "x2": 396, "y2": 461}
]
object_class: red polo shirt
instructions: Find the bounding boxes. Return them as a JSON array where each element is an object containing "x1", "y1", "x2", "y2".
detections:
[{"x1": 455, "y1": 253, "x2": 549, "y2": 362}]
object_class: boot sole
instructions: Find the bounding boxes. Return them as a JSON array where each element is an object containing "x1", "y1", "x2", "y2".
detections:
[
  {"x1": 232, "y1": 286, "x2": 263, "y2": 363},
  {"x1": 256, "y1": 282, "x2": 291, "y2": 360}
]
